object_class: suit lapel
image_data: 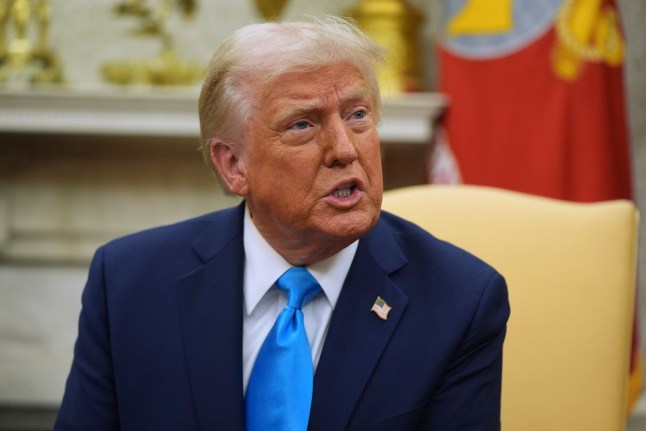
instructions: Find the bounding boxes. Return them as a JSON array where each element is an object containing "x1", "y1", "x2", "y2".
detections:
[
  {"x1": 309, "y1": 218, "x2": 409, "y2": 430},
  {"x1": 176, "y1": 204, "x2": 246, "y2": 431}
]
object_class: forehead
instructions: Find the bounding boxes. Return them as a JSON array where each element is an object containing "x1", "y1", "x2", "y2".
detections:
[{"x1": 254, "y1": 62, "x2": 373, "y2": 111}]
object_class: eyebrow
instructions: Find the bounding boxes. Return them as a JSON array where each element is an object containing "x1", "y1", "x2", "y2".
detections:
[
  {"x1": 274, "y1": 86, "x2": 373, "y2": 126},
  {"x1": 275, "y1": 102, "x2": 323, "y2": 126}
]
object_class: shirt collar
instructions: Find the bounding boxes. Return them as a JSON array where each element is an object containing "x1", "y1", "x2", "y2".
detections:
[{"x1": 243, "y1": 205, "x2": 358, "y2": 316}]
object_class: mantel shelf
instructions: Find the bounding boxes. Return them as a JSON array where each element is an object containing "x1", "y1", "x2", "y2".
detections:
[{"x1": 0, "y1": 88, "x2": 447, "y2": 144}]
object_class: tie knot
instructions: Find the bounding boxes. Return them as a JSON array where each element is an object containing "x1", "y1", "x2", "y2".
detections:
[{"x1": 275, "y1": 267, "x2": 321, "y2": 309}]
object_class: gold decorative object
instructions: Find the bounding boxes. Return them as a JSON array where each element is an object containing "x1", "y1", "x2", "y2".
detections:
[
  {"x1": 553, "y1": 0, "x2": 625, "y2": 81},
  {"x1": 446, "y1": 0, "x2": 513, "y2": 36},
  {"x1": 253, "y1": 0, "x2": 289, "y2": 21},
  {"x1": 346, "y1": 0, "x2": 424, "y2": 94},
  {"x1": 101, "y1": 0, "x2": 204, "y2": 86},
  {"x1": 0, "y1": 0, "x2": 63, "y2": 86}
]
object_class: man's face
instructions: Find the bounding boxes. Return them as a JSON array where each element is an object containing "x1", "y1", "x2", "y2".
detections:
[{"x1": 237, "y1": 62, "x2": 383, "y2": 262}]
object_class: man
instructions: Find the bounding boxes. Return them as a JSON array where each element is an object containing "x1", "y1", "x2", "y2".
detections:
[{"x1": 54, "y1": 16, "x2": 509, "y2": 430}]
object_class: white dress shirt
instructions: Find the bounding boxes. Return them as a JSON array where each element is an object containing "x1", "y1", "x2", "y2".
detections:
[{"x1": 242, "y1": 207, "x2": 358, "y2": 393}]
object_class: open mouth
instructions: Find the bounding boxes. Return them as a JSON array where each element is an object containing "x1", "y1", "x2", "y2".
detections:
[{"x1": 331, "y1": 183, "x2": 356, "y2": 199}]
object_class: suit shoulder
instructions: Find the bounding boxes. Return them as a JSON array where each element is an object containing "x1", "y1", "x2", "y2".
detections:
[
  {"x1": 102, "y1": 205, "x2": 240, "y2": 255},
  {"x1": 375, "y1": 211, "x2": 509, "y2": 330}
]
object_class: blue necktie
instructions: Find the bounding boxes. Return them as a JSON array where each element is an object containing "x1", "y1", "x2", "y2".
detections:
[{"x1": 245, "y1": 267, "x2": 322, "y2": 431}]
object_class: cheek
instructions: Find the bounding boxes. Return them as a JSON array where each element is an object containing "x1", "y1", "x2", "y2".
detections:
[
  {"x1": 255, "y1": 154, "x2": 320, "y2": 201},
  {"x1": 277, "y1": 149, "x2": 323, "y2": 184},
  {"x1": 361, "y1": 143, "x2": 383, "y2": 182}
]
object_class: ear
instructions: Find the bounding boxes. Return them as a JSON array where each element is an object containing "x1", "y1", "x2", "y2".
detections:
[{"x1": 209, "y1": 139, "x2": 249, "y2": 197}]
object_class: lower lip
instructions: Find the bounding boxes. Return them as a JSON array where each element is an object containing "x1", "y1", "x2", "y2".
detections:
[{"x1": 326, "y1": 188, "x2": 363, "y2": 208}]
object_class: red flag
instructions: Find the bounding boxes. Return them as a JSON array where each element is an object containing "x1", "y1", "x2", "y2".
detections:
[{"x1": 434, "y1": 0, "x2": 638, "y2": 408}]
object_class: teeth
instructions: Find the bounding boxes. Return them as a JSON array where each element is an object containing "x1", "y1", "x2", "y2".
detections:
[{"x1": 332, "y1": 184, "x2": 354, "y2": 198}]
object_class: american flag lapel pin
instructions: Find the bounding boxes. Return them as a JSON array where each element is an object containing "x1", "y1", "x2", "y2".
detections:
[{"x1": 370, "y1": 296, "x2": 392, "y2": 320}]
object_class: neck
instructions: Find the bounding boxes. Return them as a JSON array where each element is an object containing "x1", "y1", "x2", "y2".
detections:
[{"x1": 260, "y1": 229, "x2": 353, "y2": 267}]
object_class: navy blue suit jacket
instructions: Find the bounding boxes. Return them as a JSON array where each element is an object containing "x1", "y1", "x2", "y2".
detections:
[{"x1": 54, "y1": 203, "x2": 509, "y2": 430}]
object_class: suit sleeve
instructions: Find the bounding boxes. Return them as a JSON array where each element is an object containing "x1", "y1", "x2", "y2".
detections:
[
  {"x1": 54, "y1": 246, "x2": 121, "y2": 430},
  {"x1": 419, "y1": 271, "x2": 510, "y2": 430}
]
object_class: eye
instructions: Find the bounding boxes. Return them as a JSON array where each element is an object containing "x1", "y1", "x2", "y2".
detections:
[
  {"x1": 289, "y1": 120, "x2": 311, "y2": 130},
  {"x1": 351, "y1": 109, "x2": 367, "y2": 120}
]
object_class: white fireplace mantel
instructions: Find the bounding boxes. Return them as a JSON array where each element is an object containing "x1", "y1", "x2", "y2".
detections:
[{"x1": 0, "y1": 88, "x2": 447, "y2": 143}]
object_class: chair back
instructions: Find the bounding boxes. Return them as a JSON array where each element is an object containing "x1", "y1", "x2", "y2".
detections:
[{"x1": 382, "y1": 184, "x2": 639, "y2": 431}]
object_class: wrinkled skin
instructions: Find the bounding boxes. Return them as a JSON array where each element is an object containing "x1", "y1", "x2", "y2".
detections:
[{"x1": 210, "y1": 62, "x2": 383, "y2": 265}]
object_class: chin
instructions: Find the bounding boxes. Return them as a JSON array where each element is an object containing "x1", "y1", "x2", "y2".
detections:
[{"x1": 324, "y1": 210, "x2": 380, "y2": 242}]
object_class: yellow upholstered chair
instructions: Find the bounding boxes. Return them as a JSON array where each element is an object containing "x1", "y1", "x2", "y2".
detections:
[{"x1": 381, "y1": 184, "x2": 639, "y2": 431}]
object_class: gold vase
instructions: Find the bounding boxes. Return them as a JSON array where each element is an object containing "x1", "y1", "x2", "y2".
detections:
[
  {"x1": 0, "y1": 0, "x2": 63, "y2": 86},
  {"x1": 346, "y1": 0, "x2": 424, "y2": 94}
]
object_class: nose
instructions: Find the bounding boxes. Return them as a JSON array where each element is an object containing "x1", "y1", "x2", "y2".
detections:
[{"x1": 322, "y1": 117, "x2": 358, "y2": 167}]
